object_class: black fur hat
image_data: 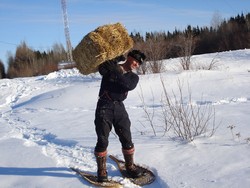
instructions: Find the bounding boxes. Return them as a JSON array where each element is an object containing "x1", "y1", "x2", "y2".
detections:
[{"x1": 128, "y1": 50, "x2": 146, "y2": 64}]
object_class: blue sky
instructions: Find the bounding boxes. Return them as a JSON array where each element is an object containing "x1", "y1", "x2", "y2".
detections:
[{"x1": 1, "y1": 0, "x2": 250, "y2": 68}]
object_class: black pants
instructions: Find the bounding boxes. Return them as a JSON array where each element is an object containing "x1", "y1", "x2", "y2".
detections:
[{"x1": 94, "y1": 99, "x2": 134, "y2": 152}]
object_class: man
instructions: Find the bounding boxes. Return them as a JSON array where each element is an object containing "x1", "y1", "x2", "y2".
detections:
[{"x1": 94, "y1": 49, "x2": 146, "y2": 182}]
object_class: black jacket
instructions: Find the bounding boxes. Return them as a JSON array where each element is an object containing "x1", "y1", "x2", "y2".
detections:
[{"x1": 98, "y1": 60, "x2": 139, "y2": 102}]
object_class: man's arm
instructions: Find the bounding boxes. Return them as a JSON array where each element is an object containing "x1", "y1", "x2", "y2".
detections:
[
  {"x1": 98, "y1": 55, "x2": 125, "y2": 76},
  {"x1": 112, "y1": 72, "x2": 139, "y2": 91}
]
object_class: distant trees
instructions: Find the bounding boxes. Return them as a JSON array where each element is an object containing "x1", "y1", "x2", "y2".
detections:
[
  {"x1": 1, "y1": 12, "x2": 249, "y2": 79},
  {"x1": 0, "y1": 60, "x2": 6, "y2": 79},
  {"x1": 132, "y1": 12, "x2": 250, "y2": 71},
  {"x1": 217, "y1": 13, "x2": 250, "y2": 51},
  {"x1": 6, "y1": 41, "x2": 68, "y2": 78}
]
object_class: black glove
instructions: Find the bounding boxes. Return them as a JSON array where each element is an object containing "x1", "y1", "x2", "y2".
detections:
[
  {"x1": 113, "y1": 55, "x2": 126, "y2": 62},
  {"x1": 105, "y1": 61, "x2": 119, "y2": 72},
  {"x1": 99, "y1": 60, "x2": 121, "y2": 76},
  {"x1": 104, "y1": 55, "x2": 125, "y2": 71},
  {"x1": 98, "y1": 55, "x2": 125, "y2": 76},
  {"x1": 98, "y1": 63, "x2": 109, "y2": 76}
]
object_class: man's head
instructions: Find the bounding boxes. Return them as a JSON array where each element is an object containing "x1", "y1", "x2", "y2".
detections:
[
  {"x1": 127, "y1": 50, "x2": 146, "y2": 65},
  {"x1": 123, "y1": 50, "x2": 146, "y2": 71}
]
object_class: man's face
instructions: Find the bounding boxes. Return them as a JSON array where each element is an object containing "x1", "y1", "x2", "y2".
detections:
[{"x1": 127, "y1": 56, "x2": 140, "y2": 70}]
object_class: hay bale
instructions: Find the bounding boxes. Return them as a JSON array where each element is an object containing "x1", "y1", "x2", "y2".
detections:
[{"x1": 73, "y1": 23, "x2": 134, "y2": 75}]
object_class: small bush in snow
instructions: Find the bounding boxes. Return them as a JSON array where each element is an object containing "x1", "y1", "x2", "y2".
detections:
[
  {"x1": 227, "y1": 125, "x2": 236, "y2": 139},
  {"x1": 245, "y1": 137, "x2": 250, "y2": 144},
  {"x1": 160, "y1": 78, "x2": 218, "y2": 142},
  {"x1": 138, "y1": 85, "x2": 157, "y2": 136}
]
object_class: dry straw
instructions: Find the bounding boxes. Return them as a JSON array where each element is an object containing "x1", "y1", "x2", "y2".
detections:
[{"x1": 73, "y1": 23, "x2": 134, "y2": 75}]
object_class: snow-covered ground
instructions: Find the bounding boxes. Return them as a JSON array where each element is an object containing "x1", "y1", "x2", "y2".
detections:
[{"x1": 0, "y1": 49, "x2": 250, "y2": 188}]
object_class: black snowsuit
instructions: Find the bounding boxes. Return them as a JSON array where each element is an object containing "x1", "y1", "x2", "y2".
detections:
[{"x1": 94, "y1": 60, "x2": 139, "y2": 152}]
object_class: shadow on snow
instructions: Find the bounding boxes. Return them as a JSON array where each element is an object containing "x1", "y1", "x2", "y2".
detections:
[{"x1": 0, "y1": 167, "x2": 75, "y2": 178}]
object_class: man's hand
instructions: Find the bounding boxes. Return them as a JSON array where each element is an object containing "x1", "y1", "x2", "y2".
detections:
[
  {"x1": 99, "y1": 55, "x2": 125, "y2": 75},
  {"x1": 105, "y1": 61, "x2": 119, "y2": 73},
  {"x1": 113, "y1": 55, "x2": 126, "y2": 62}
]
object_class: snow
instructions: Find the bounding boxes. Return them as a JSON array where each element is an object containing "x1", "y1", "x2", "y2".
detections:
[{"x1": 1, "y1": 49, "x2": 250, "y2": 188}]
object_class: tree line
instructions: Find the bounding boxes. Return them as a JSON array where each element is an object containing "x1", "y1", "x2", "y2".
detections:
[
  {"x1": 133, "y1": 13, "x2": 250, "y2": 56},
  {"x1": 0, "y1": 42, "x2": 68, "y2": 79},
  {"x1": 0, "y1": 12, "x2": 249, "y2": 79}
]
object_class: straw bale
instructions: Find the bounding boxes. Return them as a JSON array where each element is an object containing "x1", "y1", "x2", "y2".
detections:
[{"x1": 73, "y1": 23, "x2": 133, "y2": 75}]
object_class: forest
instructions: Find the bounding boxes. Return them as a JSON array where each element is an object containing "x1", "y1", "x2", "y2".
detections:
[{"x1": 0, "y1": 13, "x2": 249, "y2": 79}]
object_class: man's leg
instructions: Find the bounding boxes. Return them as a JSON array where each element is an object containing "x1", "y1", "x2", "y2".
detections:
[
  {"x1": 95, "y1": 150, "x2": 108, "y2": 182},
  {"x1": 94, "y1": 103, "x2": 113, "y2": 182},
  {"x1": 113, "y1": 103, "x2": 142, "y2": 178}
]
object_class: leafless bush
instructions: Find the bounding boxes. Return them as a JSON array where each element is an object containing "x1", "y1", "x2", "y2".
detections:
[
  {"x1": 227, "y1": 125, "x2": 236, "y2": 139},
  {"x1": 175, "y1": 32, "x2": 197, "y2": 70},
  {"x1": 160, "y1": 77, "x2": 218, "y2": 142},
  {"x1": 227, "y1": 125, "x2": 250, "y2": 144},
  {"x1": 134, "y1": 32, "x2": 169, "y2": 74},
  {"x1": 245, "y1": 137, "x2": 250, "y2": 144},
  {"x1": 138, "y1": 85, "x2": 157, "y2": 136},
  {"x1": 145, "y1": 37, "x2": 167, "y2": 73},
  {"x1": 195, "y1": 54, "x2": 221, "y2": 70}
]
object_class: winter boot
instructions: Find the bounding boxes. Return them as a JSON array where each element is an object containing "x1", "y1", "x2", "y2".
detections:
[
  {"x1": 122, "y1": 148, "x2": 143, "y2": 178},
  {"x1": 95, "y1": 151, "x2": 108, "y2": 182}
]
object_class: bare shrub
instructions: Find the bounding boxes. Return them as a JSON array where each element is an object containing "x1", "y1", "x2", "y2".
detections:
[
  {"x1": 195, "y1": 53, "x2": 221, "y2": 70},
  {"x1": 160, "y1": 77, "x2": 218, "y2": 142},
  {"x1": 145, "y1": 36, "x2": 167, "y2": 73},
  {"x1": 175, "y1": 32, "x2": 197, "y2": 71},
  {"x1": 134, "y1": 32, "x2": 169, "y2": 74},
  {"x1": 245, "y1": 137, "x2": 250, "y2": 144},
  {"x1": 138, "y1": 85, "x2": 156, "y2": 136}
]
